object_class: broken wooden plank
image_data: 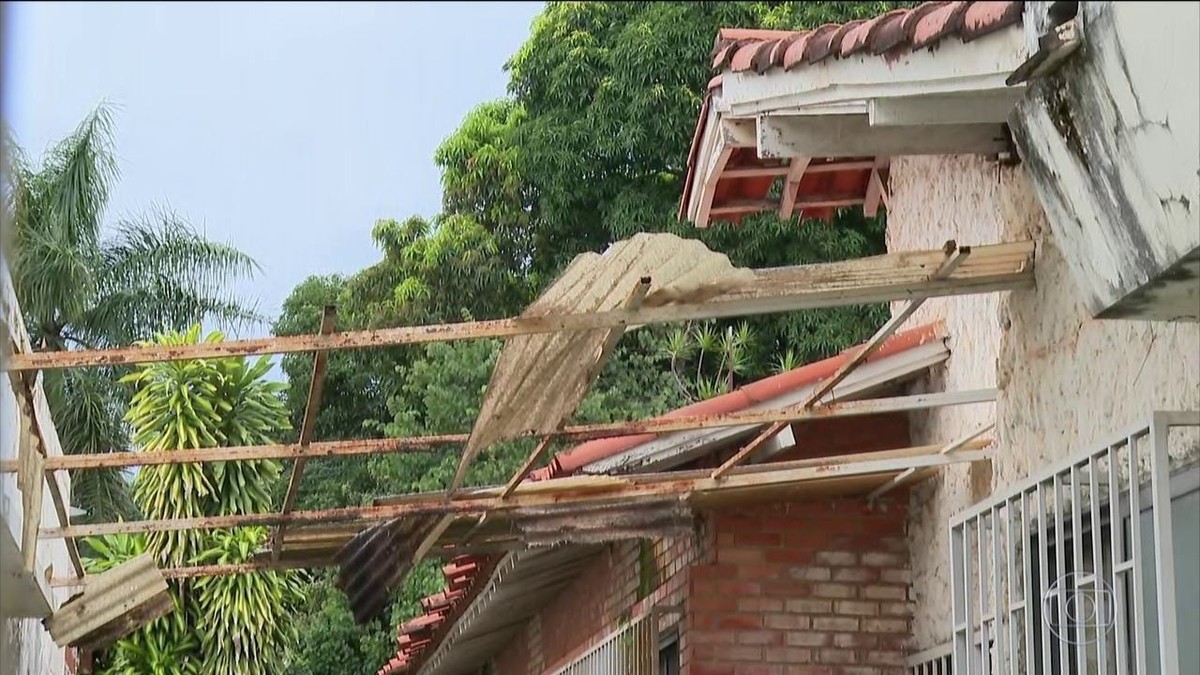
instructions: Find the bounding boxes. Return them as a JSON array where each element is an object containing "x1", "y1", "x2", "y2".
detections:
[
  {"x1": 710, "y1": 421, "x2": 786, "y2": 480},
  {"x1": 499, "y1": 437, "x2": 555, "y2": 500},
  {"x1": 272, "y1": 305, "x2": 337, "y2": 562},
  {"x1": 410, "y1": 515, "x2": 456, "y2": 566},
  {"x1": 2, "y1": 241, "x2": 1035, "y2": 372},
  {"x1": 18, "y1": 415, "x2": 44, "y2": 572}
]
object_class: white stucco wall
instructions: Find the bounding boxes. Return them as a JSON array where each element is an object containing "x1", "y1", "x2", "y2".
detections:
[{"x1": 887, "y1": 155, "x2": 1200, "y2": 651}]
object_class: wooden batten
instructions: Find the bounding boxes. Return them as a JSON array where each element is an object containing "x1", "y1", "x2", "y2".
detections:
[{"x1": 45, "y1": 554, "x2": 172, "y2": 651}]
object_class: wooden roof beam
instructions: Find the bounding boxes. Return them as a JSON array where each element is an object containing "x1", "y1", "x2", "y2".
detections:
[{"x1": 38, "y1": 389, "x2": 996, "y2": 540}]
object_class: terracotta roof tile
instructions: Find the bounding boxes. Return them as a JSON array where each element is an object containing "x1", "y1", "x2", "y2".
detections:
[{"x1": 709, "y1": 1, "x2": 1023, "y2": 76}]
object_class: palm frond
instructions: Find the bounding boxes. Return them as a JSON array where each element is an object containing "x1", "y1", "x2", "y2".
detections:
[{"x1": 42, "y1": 103, "x2": 118, "y2": 251}]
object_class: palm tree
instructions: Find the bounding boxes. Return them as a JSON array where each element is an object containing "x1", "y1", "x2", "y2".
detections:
[{"x1": 3, "y1": 104, "x2": 260, "y2": 523}]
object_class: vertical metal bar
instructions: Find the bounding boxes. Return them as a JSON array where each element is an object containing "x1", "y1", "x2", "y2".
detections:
[
  {"x1": 1037, "y1": 481, "x2": 1052, "y2": 675},
  {"x1": 1089, "y1": 455, "x2": 1109, "y2": 674},
  {"x1": 978, "y1": 513, "x2": 990, "y2": 675},
  {"x1": 1109, "y1": 443, "x2": 1129, "y2": 675},
  {"x1": 1053, "y1": 472, "x2": 1068, "y2": 669},
  {"x1": 1128, "y1": 433, "x2": 1149, "y2": 675},
  {"x1": 1071, "y1": 464, "x2": 1087, "y2": 673},
  {"x1": 1149, "y1": 417, "x2": 1180, "y2": 675},
  {"x1": 1004, "y1": 498, "x2": 1019, "y2": 675},
  {"x1": 991, "y1": 504, "x2": 1006, "y2": 673},
  {"x1": 952, "y1": 521, "x2": 967, "y2": 672},
  {"x1": 1020, "y1": 491, "x2": 1035, "y2": 675}
]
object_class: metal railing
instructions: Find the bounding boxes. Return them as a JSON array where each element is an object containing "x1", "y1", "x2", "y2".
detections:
[
  {"x1": 949, "y1": 411, "x2": 1198, "y2": 675},
  {"x1": 908, "y1": 642, "x2": 953, "y2": 674},
  {"x1": 549, "y1": 611, "x2": 659, "y2": 675}
]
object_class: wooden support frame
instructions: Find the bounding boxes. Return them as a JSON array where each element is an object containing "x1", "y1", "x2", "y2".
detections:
[
  {"x1": 271, "y1": 305, "x2": 337, "y2": 562},
  {"x1": 779, "y1": 156, "x2": 811, "y2": 219},
  {"x1": 866, "y1": 422, "x2": 996, "y2": 501},
  {"x1": 9, "y1": 390, "x2": 994, "y2": 476},
  {"x1": 712, "y1": 242, "x2": 969, "y2": 478},
  {"x1": 38, "y1": 389, "x2": 996, "y2": 540},
  {"x1": 2, "y1": 241, "x2": 1035, "y2": 372}
]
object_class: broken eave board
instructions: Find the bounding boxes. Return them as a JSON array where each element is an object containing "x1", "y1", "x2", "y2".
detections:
[
  {"x1": 4, "y1": 240, "x2": 1035, "y2": 372},
  {"x1": 449, "y1": 232, "x2": 756, "y2": 492}
]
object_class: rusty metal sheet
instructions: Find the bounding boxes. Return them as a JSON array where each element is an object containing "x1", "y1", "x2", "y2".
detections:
[{"x1": 451, "y1": 233, "x2": 754, "y2": 491}]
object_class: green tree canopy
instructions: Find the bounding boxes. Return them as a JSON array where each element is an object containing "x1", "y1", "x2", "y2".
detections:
[{"x1": 4, "y1": 105, "x2": 260, "y2": 524}]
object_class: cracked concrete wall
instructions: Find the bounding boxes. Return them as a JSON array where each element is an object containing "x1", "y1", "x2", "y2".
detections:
[{"x1": 887, "y1": 155, "x2": 1200, "y2": 652}]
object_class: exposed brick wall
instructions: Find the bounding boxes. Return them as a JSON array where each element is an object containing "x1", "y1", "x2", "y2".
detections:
[{"x1": 687, "y1": 498, "x2": 911, "y2": 675}]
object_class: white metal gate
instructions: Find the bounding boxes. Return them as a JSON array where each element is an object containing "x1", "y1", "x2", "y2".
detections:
[{"x1": 949, "y1": 412, "x2": 1198, "y2": 675}]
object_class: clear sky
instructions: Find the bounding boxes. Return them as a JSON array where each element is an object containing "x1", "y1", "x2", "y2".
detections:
[{"x1": 3, "y1": 1, "x2": 544, "y2": 338}]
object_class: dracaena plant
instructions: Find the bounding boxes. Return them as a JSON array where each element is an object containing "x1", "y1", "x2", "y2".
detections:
[{"x1": 84, "y1": 326, "x2": 302, "y2": 675}]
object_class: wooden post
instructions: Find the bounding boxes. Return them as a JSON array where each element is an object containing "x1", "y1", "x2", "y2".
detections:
[{"x1": 271, "y1": 306, "x2": 336, "y2": 561}]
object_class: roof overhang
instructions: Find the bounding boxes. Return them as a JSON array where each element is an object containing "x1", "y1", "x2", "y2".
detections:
[{"x1": 682, "y1": 5, "x2": 1032, "y2": 227}]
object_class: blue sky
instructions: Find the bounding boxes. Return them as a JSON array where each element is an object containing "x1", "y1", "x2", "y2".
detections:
[{"x1": 3, "y1": 1, "x2": 544, "y2": 339}]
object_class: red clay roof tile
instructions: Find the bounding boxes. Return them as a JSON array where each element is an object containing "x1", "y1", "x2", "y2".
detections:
[{"x1": 709, "y1": 1, "x2": 1022, "y2": 76}]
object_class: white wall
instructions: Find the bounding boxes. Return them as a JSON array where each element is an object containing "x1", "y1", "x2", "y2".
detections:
[{"x1": 887, "y1": 155, "x2": 1200, "y2": 650}]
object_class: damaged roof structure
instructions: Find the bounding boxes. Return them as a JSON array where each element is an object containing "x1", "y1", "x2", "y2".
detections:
[{"x1": 10, "y1": 2, "x2": 1196, "y2": 674}]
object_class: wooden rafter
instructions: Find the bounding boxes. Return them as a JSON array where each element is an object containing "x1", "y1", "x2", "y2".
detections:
[
  {"x1": 779, "y1": 156, "x2": 811, "y2": 219},
  {"x1": 2, "y1": 241, "x2": 1035, "y2": 373},
  {"x1": 712, "y1": 242, "x2": 969, "y2": 478},
  {"x1": 39, "y1": 390, "x2": 997, "y2": 540},
  {"x1": 866, "y1": 422, "x2": 996, "y2": 501},
  {"x1": 271, "y1": 305, "x2": 337, "y2": 562},
  {"x1": 8, "y1": 389, "x2": 994, "y2": 476}
]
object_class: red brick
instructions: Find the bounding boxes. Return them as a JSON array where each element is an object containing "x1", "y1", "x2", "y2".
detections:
[
  {"x1": 879, "y1": 601, "x2": 913, "y2": 617},
  {"x1": 718, "y1": 581, "x2": 762, "y2": 596},
  {"x1": 812, "y1": 616, "x2": 859, "y2": 632},
  {"x1": 812, "y1": 583, "x2": 856, "y2": 599},
  {"x1": 690, "y1": 629, "x2": 737, "y2": 645},
  {"x1": 834, "y1": 632, "x2": 879, "y2": 649},
  {"x1": 765, "y1": 549, "x2": 817, "y2": 565},
  {"x1": 814, "y1": 551, "x2": 858, "y2": 566},
  {"x1": 831, "y1": 567, "x2": 877, "y2": 583},
  {"x1": 817, "y1": 648, "x2": 856, "y2": 665},
  {"x1": 861, "y1": 552, "x2": 904, "y2": 567},
  {"x1": 739, "y1": 597, "x2": 785, "y2": 613},
  {"x1": 737, "y1": 564, "x2": 784, "y2": 581},
  {"x1": 866, "y1": 650, "x2": 905, "y2": 666},
  {"x1": 691, "y1": 666, "x2": 735, "y2": 675},
  {"x1": 764, "y1": 613, "x2": 810, "y2": 630},
  {"x1": 693, "y1": 595, "x2": 740, "y2": 612},
  {"x1": 786, "y1": 599, "x2": 832, "y2": 614},
  {"x1": 693, "y1": 564, "x2": 739, "y2": 581},
  {"x1": 736, "y1": 531, "x2": 783, "y2": 547},
  {"x1": 787, "y1": 566, "x2": 831, "y2": 582},
  {"x1": 840, "y1": 668, "x2": 883, "y2": 675},
  {"x1": 725, "y1": 646, "x2": 764, "y2": 661},
  {"x1": 716, "y1": 613, "x2": 765, "y2": 630},
  {"x1": 785, "y1": 667, "x2": 833, "y2": 675},
  {"x1": 764, "y1": 647, "x2": 813, "y2": 664},
  {"x1": 834, "y1": 600, "x2": 879, "y2": 616},
  {"x1": 739, "y1": 630, "x2": 785, "y2": 646},
  {"x1": 862, "y1": 618, "x2": 908, "y2": 634},
  {"x1": 723, "y1": 548, "x2": 767, "y2": 565},
  {"x1": 734, "y1": 665, "x2": 784, "y2": 675},
  {"x1": 862, "y1": 585, "x2": 907, "y2": 601},
  {"x1": 785, "y1": 632, "x2": 830, "y2": 648},
  {"x1": 782, "y1": 532, "x2": 829, "y2": 549}
]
